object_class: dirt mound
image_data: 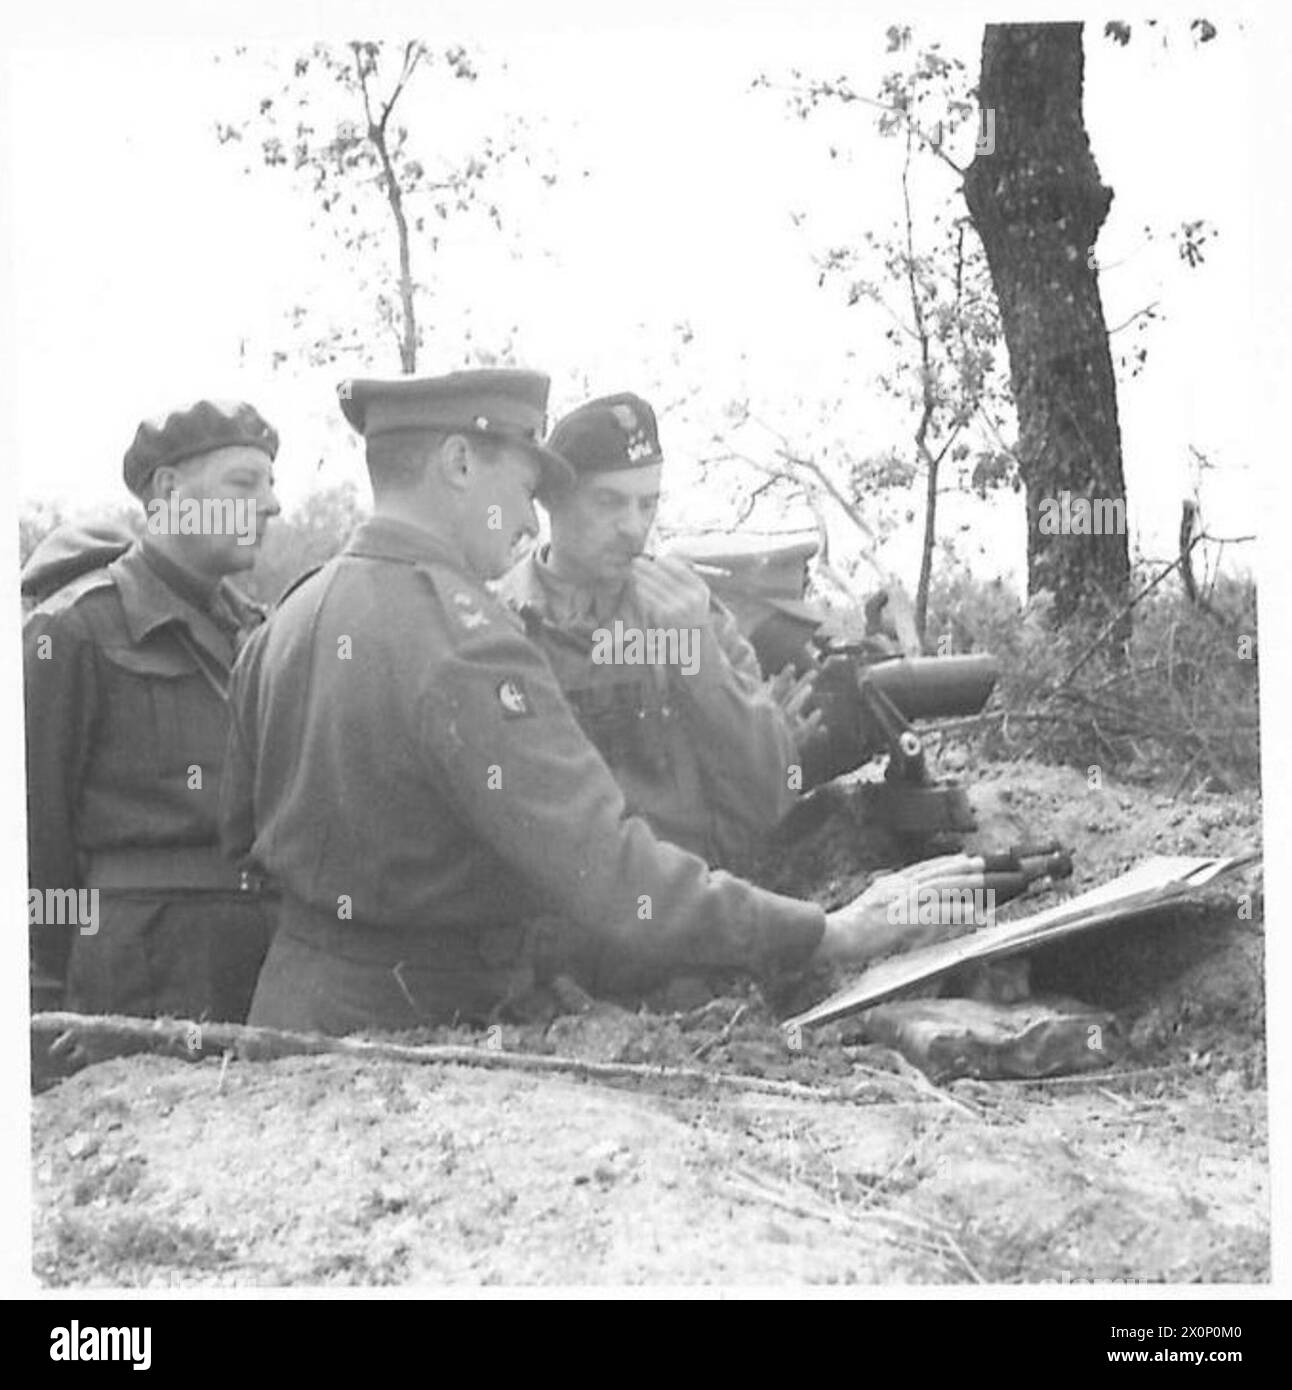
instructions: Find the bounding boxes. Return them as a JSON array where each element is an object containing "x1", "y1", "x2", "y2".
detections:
[
  {"x1": 33, "y1": 1048, "x2": 1267, "y2": 1287},
  {"x1": 31, "y1": 760, "x2": 1267, "y2": 1287}
]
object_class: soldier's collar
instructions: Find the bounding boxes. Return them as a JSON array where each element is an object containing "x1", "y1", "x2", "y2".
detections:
[
  {"x1": 139, "y1": 540, "x2": 220, "y2": 609},
  {"x1": 107, "y1": 543, "x2": 239, "y2": 663},
  {"x1": 344, "y1": 515, "x2": 468, "y2": 571},
  {"x1": 495, "y1": 547, "x2": 547, "y2": 610},
  {"x1": 530, "y1": 546, "x2": 627, "y2": 627}
]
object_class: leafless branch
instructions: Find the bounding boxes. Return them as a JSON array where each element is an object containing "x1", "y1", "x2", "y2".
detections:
[
  {"x1": 764, "y1": 78, "x2": 966, "y2": 177},
  {"x1": 1108, "y1": 300, "x2": 1160, "y2": 335},
  {"x1": 32, "y1": 1011, "x2": 956, "y2": 1108}
]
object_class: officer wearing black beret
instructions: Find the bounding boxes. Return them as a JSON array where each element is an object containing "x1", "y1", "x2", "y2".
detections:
[
  {"x1": 24, "y1": 399, "x2": 282, "y2": 1043},
  {"x1": 498, "y1": 392, "x2": 800, "y2": 875},
  {"x1": 221, "y1": 369, "x2": 910, "y2": 1035}
]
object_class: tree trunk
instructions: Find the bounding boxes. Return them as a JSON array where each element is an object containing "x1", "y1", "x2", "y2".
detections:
[
  {"x1": 370, "y1": 125, "x2": 418, "y2": 374},
  {"x1": 914, "y1": 445, "x2": 938, "y2": 647},
  {"x1": 963, "y1": 23, "x2": 1130, "y2": 635}
]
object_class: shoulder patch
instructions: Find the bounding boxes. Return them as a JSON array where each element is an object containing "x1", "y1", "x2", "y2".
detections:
[{"x1": 496, "y1": 676, "x2": 534, "y2": 719}]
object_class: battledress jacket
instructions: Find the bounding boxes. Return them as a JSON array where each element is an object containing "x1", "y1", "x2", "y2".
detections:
[
  {"x1": 219, "y1": 517, "x2": 824, "y2": 1014},
  {"x1": 497, "y1": 549, "x2": 799, "y2": 870},
  {"x1": 23, "y1": 534, "x2": 274, "y2": 1019}
]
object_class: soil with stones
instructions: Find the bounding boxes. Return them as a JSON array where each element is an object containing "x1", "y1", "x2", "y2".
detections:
[{"x1": 32, "y1": 761, "x2": 1267, "y2": 1287}]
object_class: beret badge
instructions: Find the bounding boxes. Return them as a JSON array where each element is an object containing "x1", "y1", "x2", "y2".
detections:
[{"x1": 612, "y1": 402, "x2": 656, "y2": 464}]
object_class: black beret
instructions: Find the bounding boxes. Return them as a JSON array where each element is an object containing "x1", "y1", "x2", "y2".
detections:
[
  {"x1": 546, "y1": 393, "x2": 663, "y2": 483},
  {"x1": 123, "y1": 399, "x2": 278, "y2": 498},
  {"x1": 337, "y1": 369, "x2": 574, "y2": 494}
]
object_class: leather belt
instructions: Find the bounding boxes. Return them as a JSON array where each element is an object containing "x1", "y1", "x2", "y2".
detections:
[{"x1": 84, "y1": 846, "x2": 273, "y2": 895}]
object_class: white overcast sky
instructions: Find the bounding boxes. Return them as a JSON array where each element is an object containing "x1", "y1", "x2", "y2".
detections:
[{"x1": 0, "y1": 0, "x2": 1283, "y2": 590}]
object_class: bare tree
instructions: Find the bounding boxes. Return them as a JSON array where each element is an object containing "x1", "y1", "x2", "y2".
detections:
[
  {"x1": 217, "y1": 41, "x2": 547, "y2": 373},
  {"x1": 758, "y1": 33, "x2": 1014, "y2": 647}
]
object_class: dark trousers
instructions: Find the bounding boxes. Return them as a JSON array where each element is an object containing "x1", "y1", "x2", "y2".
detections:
[
  {"x1": 65, "y1": 891, "x2": 277, "y2": 1024},
  {"x1": 247, "y1": 895, "x2": 538, "y2": 1035}
]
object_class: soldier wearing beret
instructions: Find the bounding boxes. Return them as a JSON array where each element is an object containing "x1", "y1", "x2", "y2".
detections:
[
  {"x1": 497, "y1": 392, "x2": 799, "y2": 872},
  {"x1": 24, "y1": 399, "x2": 282, "y2": 1035},
  {"x1": 220, "y1": 370, "x2": 913, "y2": 1034}
]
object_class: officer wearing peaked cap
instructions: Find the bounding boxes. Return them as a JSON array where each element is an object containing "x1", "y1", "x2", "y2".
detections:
[
  {"x1": 24, "y1": 398, "x2": 282, "y2": 1044},
  {"x1": 221, "y1": 368, "x2": 902, "y2": 1035},
  {"x1": 336, "y1": 369, "x2": 576, "y2": 496},
  {"x1": 498, "y1": 392, "x2": 800, "y2": 876}
]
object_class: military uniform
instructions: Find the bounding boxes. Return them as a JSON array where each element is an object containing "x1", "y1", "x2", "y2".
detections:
[
  {"x1": 498, "y1": 392, "x2": 798, "y2": 871},
  {"x1": 499, "y1": 551, "x2": 797, "y2": 870},
  {"x1": 221, "y1": 373, "x2": 824, "y2": 1035},
  {"x1": 24, "y1": 401, "x2": 280, "y2": 1022}
]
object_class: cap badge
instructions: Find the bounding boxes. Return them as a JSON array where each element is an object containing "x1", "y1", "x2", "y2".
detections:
[{"x1": 611, "y1": 403, "x2": 655, "y2": 463}]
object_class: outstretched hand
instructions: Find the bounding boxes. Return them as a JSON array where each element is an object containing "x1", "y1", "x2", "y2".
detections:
[{"x1": 818, "y1": 855, "x2": 986, "y2": 965}]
